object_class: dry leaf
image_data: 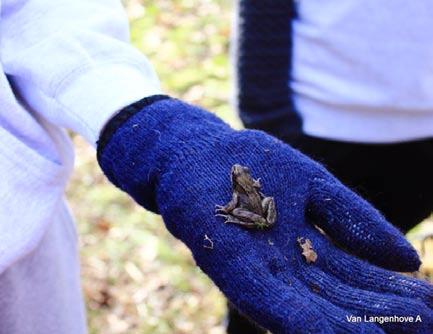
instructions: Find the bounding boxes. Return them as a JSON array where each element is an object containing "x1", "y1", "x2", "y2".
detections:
[{"x1": 297, "y1": 237, "x2": 318, "y2": 264}]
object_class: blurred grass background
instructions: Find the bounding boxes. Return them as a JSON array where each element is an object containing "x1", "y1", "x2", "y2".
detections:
[{"x1": 66, "y1": 1, "x2": 433, "y2": 333}]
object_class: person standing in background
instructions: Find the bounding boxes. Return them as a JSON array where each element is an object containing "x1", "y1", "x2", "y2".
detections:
[{"x1": 231, "y1": 0, "x2": 433, "y2": 332}]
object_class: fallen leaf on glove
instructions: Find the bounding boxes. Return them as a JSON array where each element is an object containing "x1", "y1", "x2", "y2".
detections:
[{"x1": 297, "y1": 237, "x2": 318, "y2": 264}]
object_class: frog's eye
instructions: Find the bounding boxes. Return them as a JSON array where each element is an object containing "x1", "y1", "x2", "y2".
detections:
[{"x1": 243, "y1": 167, "x2": 250, "y2": 172}]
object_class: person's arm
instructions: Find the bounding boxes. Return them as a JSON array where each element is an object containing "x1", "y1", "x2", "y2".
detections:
[{"x1": 1, "y1": 0, "x2": 161, "y2": 145}]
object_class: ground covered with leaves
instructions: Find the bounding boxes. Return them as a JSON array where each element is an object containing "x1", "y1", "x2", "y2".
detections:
[{"x1": 67, "y1": 1, "x2": 433, "y2": 333}]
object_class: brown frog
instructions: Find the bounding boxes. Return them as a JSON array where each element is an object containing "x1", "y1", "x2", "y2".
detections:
[{"x1": 215, "y1": 164, "x2": 276, "y2": 229}]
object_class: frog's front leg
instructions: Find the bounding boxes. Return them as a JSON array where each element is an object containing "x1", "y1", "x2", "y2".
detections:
[
  {"x1": 262, "y1": 197, "x2": 276, "y2": 226},
  {"x1": 215, "y1": 192, "x2": 239, "y2": 214},
  {"x1": 253, "y1": 178, "x2": 261, "y2": 189}
]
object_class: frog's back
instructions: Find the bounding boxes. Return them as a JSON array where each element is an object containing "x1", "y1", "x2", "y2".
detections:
[{"x1": 240, "y1": 192, "x2": 263, "y2": 214}]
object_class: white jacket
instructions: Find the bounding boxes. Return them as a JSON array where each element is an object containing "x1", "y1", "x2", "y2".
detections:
[
  {"x1": 0, "y1": 0, "x2": 161, "y2": 273},
  {"x1": 292, "y1": 0, "x2": 433, "y2": 142}
]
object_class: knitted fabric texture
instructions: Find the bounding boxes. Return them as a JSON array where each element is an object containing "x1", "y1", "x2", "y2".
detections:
[
  {"x1": 235, "y1": 0, "x2": 302, "y2": 141},
  {"x1": 97, "y1": 97, "x2": 432, "y2": 334}
]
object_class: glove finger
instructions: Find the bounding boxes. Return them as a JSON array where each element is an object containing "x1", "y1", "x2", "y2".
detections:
[
  {"x1": 307, "y1": 177, "x2": 420, "y2": 272},
  {"x1": 273, "y1": 271, "x2": 384, "y2": 334},
  {"x1": 318, "y1": 245, "x2": 433, "y2": 309},
  {"x1": 199, "y1": 250, "x2": 333, "y2": 334},
  {"x1": 296, "y1": 265, "x2": 433, "y2": 334}
]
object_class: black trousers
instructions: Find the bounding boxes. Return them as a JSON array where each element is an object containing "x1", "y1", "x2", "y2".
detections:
[
  {"x1": 294, "y1": 135, "x2": 433, "y2": 234},
  {"x1": 226, "y1": 135, "x2": 433, "y2": 333}
]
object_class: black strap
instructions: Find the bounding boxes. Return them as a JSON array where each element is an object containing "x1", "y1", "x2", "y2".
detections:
[{"x1": 235, "y1": 0, "x2": 301, "y2": 142}]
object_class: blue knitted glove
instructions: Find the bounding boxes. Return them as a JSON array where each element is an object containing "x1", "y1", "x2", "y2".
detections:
[{"x1": 97, "y1": 96, "x2": 432, "y2": 334}]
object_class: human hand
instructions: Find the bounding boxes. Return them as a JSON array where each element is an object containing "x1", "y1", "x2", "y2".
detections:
[{"x1": 97, "y1": 96, "x2": 432, "y2": 333}]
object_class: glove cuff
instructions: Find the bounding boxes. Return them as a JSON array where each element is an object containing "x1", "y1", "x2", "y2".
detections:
[
  {"x1": 96, "y1": 95, "x2": 232, "y2": 213},
  {"x1": 96, "y1": 94, "x2": 169, "y2": 162}
]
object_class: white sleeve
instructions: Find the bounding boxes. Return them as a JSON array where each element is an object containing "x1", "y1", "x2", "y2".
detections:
[{"x1": 0, "y1": 0, "x2": 162, "y2": 145}]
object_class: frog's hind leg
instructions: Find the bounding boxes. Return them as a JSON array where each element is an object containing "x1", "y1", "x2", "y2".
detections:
[
  {"x1": 215, "y1": 213, "x2": 246, "y2": 225},
  {"x1": 231, "y1": 208, "x2": 267, "y2": 227},
  {"x1": 224, "y1": 215, "x2": 260, "y2": 228},
  {"x1": 262, "y1": 197, "x2": 276, "y2": 226},
  {"x1": 216, "y1": 209, "x2": 265, "y2": 229}
]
